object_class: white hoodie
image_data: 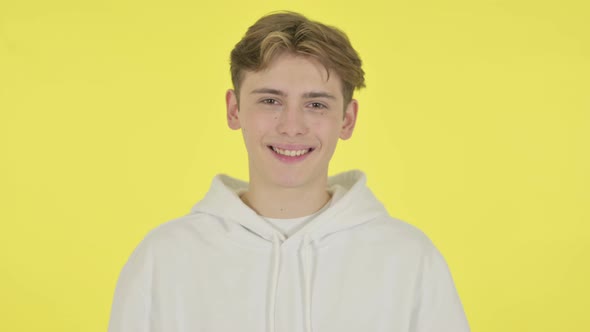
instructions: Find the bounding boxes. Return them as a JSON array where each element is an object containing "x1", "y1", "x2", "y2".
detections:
[{"x1": 109, "y1": 171, "x2": 470, "y2": 332}]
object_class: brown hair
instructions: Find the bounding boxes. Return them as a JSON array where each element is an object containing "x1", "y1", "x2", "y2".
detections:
[{"x1": 230, "y1": 11, "x2": 365, "y2": 105}]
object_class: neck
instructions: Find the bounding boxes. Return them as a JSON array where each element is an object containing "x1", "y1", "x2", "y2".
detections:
[{"x1": 241, "y1": 180, "x2": 331, "y2": 219}]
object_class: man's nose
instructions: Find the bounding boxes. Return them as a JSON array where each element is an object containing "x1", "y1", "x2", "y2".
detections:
[{"x1": 276, "y1": 105, "x2": 309, "y2": 136}]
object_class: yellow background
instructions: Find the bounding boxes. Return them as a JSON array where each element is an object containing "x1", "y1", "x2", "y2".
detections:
[{"x1": 1, "y1": 0, "x2": 588, "y2": 331}]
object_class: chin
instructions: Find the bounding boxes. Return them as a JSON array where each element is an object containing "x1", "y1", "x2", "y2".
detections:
[{"x1": 268, "y1": 168, "x2": 326, "y2": 190}]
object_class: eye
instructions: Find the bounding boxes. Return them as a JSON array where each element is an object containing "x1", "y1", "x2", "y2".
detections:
[
  {"x1": 260, "y1": 98, "x2": 280, "y2": 105},
  {"x1": 308, "y1": 102, "x2": 327, "y2": 110}
]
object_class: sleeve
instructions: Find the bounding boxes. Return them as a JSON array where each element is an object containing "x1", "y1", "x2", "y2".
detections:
[
  {"x1": 411, "y1": 245, "x2": 470, "y2": 332},
  {"x1": 108, "y1": 237, "x2": 154, "y2": 332}
]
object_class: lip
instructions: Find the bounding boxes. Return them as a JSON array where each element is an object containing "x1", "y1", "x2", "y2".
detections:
[
  {"x1": 267, "y1": 144, "x2": 315, "y2": 164},
  {"x1": 269, "y1": 143, "x2": 315, "y2": 150}
]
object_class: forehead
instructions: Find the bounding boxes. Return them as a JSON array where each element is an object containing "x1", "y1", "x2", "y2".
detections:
[{"x1": 240, "y1": 54, "x2": 343, "y2": 97}]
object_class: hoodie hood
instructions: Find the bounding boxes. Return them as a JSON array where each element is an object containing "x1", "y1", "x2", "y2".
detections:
[{"x1": 190, "y1": 170, "x2": 389, "y2": 244}]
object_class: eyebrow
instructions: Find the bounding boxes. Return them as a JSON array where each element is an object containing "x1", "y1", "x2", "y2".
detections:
[
  {"x1": 250, "y1": 88, "x2": 286, "y2": 97},
  {"x1": 302, "y1": 91, "x2": 336, "y2": 100},
  {"x1": 250, "y1": 88, "x2": 336, "y2": 100}
]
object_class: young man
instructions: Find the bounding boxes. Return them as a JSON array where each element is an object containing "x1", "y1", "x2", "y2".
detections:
[{"x1": 109, "y1": 12, "x2": 470, "y2": 332}]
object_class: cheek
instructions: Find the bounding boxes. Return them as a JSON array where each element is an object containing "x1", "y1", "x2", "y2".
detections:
[
  {"x1": 310, "y1": 118, "x2": 343, "y2": 139},
  {"x1": 241, "y1": 118, "x2": 272, "y2": 143}
]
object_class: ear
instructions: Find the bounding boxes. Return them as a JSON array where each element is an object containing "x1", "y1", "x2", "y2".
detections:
[
  {"x1": 226, "y1": 89, "x2": 241, "y2": 130},
  {"x1": 339, "y1": 99, "x2": 358, "y2": 140}
]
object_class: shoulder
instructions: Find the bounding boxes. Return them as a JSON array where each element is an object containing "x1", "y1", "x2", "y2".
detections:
[
  {"x1": 138, "y1": 211, "x2": 227, "y2": 252},
  {"x1": 362, "y1": 215, "x2": 437, "y2": 253},
  {"x1": 116, "y1": 212, "x2": 228, "y2": 280},
  {"x1": 373, "y1": 217, "x2": 461, "y2": 289},
  {"x1": 341, "y1": 215, "x2": 457, "y2": 274}
]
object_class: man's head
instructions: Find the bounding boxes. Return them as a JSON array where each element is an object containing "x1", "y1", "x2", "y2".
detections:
[
  {"x1": 226, "y1": 12, "x2": 364, "y2": 192},
  {"x1": 230, "y1": 11, "x2": 365, "y2": 106}
]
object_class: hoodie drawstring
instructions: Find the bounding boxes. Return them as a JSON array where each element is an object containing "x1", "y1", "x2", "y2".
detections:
[
  {"x1": 268, "y1": 233, "x2": 284, "y2": 332},
  {"x1": 268, "y1": 233, "x2": 315, "y2": 332},
  {"x1": 301, "y1": 234, "x2": 314, "y2": 332}
]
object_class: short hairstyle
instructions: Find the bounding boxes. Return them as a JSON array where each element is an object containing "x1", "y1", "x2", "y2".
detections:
[{"x1": 230, "y1": 11, "x2": 365, "y2": 105}]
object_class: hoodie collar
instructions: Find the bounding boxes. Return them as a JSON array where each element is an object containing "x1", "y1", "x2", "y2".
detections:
[{"x1": 190, "y1": 170, "x2": 389, "y2": 244}]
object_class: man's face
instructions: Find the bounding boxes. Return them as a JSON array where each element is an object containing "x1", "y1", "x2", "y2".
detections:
[{"x1": 226, "y1": 54, "x2": 358, "y2": 190}]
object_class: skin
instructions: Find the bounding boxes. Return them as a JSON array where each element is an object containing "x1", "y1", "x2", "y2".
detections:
[{"x1": 226, "y1": 53, "x2": 358, "y2": 218}]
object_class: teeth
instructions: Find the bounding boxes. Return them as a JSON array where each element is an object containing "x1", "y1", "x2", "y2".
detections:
[{"x1": 272, "y1": 146, "x2": 310, "y2": 157}]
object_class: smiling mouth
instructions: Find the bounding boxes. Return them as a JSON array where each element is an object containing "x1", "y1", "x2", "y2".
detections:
[{"x1": 268, "y1": 145, "x2": 314, "y2": 157}]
